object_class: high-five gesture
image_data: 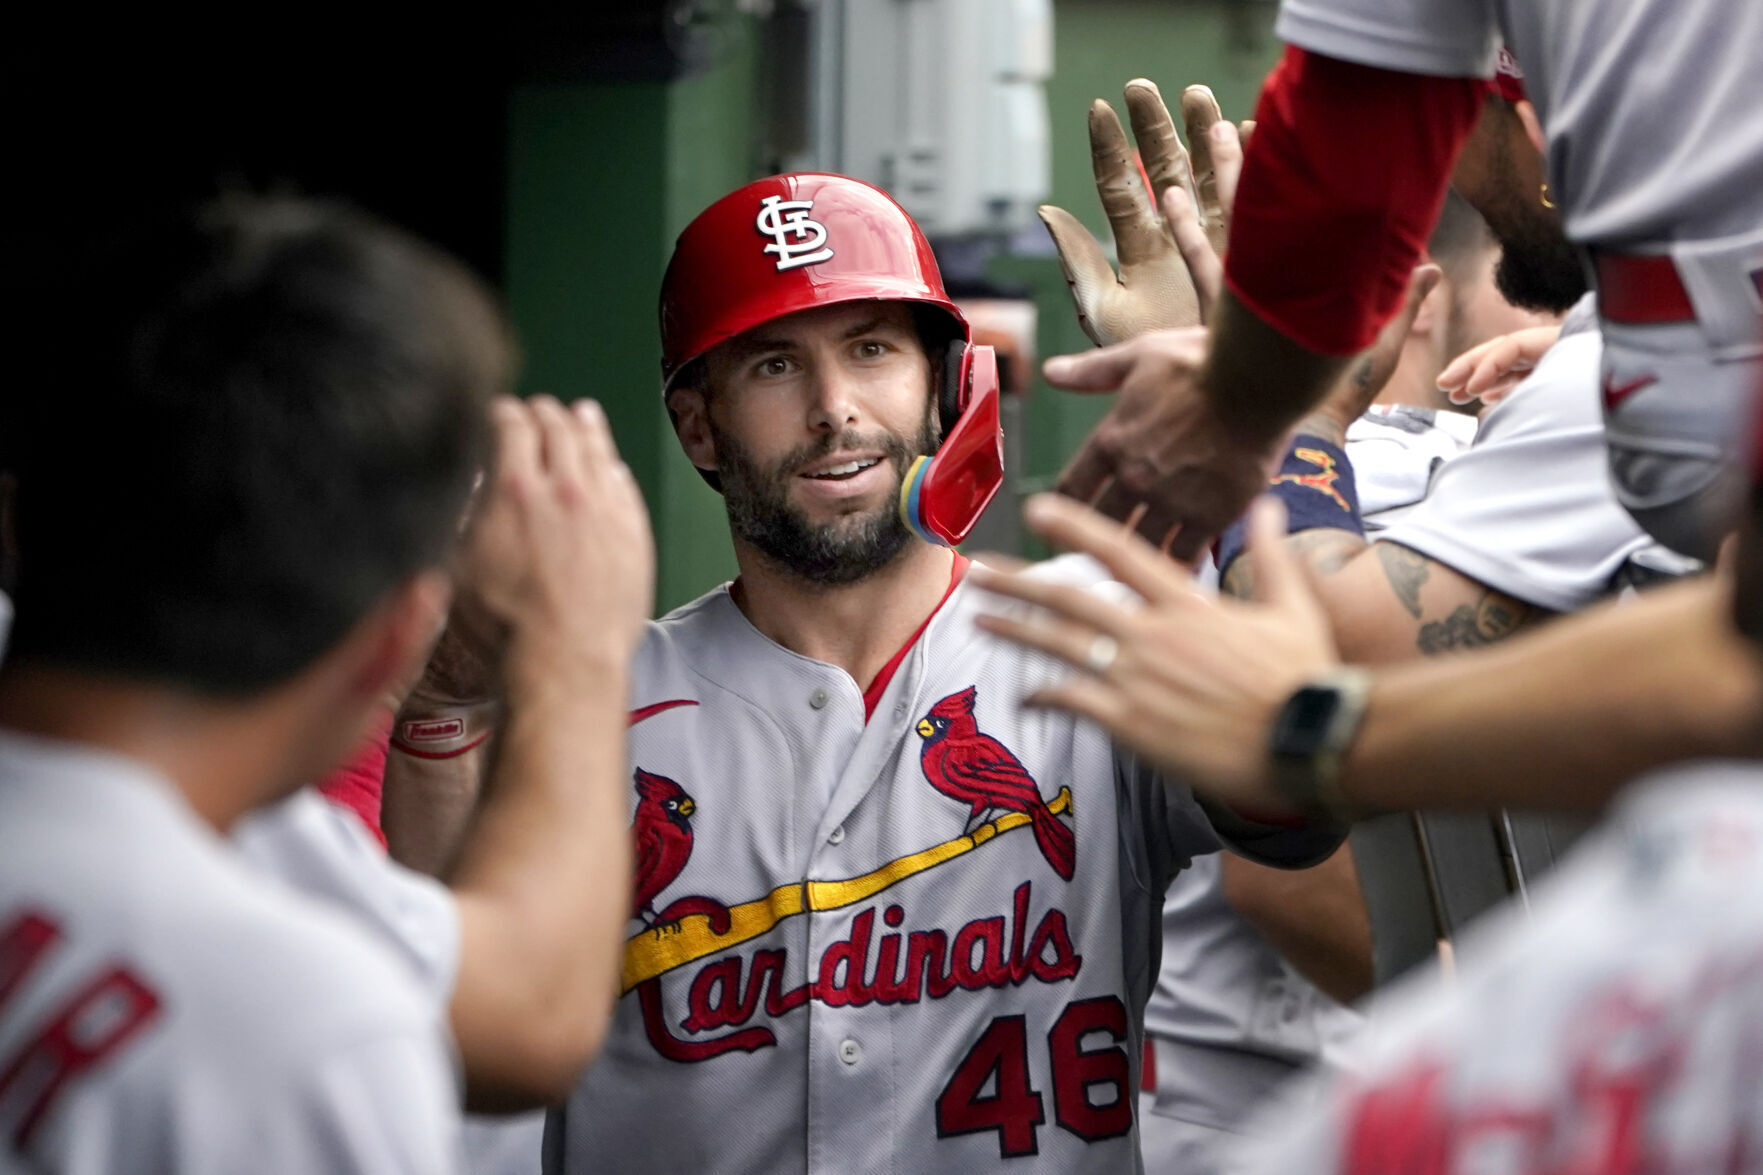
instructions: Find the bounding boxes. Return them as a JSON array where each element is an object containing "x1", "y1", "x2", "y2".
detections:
[
  {"x1": 1039, "y1": 80, "x2": 1239, "y2": 345},
  {"x1": 1044, "y1": 79, "x2": 1353, "y2": 559}
]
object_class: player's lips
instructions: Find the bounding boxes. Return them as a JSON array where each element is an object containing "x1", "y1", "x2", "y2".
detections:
[
  {"x1": 794, "y1": 452, "x2": 892, "y2": 499},
  {"x1": 797, "y1": 452, "x2": 886, "y2": 481}
]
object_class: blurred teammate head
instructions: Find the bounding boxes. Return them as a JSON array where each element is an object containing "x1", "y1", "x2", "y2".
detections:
[
  {"x1": 1380, "y1": 191, "x2": 1561, "y2": 414},
  {"x1": 1, "y1": 195, "x2": 508, "y2": 795}
]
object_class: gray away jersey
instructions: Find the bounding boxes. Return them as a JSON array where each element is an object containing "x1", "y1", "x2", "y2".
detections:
[
  {"x1": 1136, "y1": 407, "x2": 1466, "y2": 1175},
  {"x1": 1274, "y1": 0, "x2": 1763, "y2": 247},
  {"x1": 1232, "y1": 762, "x2": 1763, "y2": 1175},
  {"x1": 550, "y1": 555, "x2": 1342, "y2": 1175},
  {"x1": 0, "y1": 733, "x2": 461, "y2": 1175}
]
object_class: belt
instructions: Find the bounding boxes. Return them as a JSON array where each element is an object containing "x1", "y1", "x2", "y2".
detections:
[{"x1": 1593, "y1": 251, "x2": 1697, "y2": 326}]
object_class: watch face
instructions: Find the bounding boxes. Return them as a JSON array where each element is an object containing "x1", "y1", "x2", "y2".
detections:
[{"x1": 1273, "y1": 685, "x2": 1342, "y2": 757}]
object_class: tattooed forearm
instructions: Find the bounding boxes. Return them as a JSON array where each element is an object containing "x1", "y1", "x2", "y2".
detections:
[
  {"x1": 1221, "y1": 529, "x2": 1367, "y2": 600},
  {"x1": 1375, "y1": 543, "x2": 1432, "y2": 619},
  {"x1": 1416, "y1": 592, "x2": 1530, "y2": 654},
  {"x1": 1293, "y1": 529, "x2": 1366, "y2": 577}
]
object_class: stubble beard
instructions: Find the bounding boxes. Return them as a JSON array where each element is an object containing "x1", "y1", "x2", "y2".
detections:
[{"x1": 713, "y1": 405, "x2": 939, "y2": 586}]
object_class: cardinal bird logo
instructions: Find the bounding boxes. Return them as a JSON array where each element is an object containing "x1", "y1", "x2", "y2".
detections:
[
  {"x1": 915, "y1": 686, "x2": 1076, "y2": 881},
  {"x1": 631, "y1": 769, "x2": 698, "y2": 926}
]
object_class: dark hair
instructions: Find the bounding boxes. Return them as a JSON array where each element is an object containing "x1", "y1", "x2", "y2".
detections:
[
  {"x1": 2, "y1": 195, "x2": 508, "y2": 694},
  {"x1": 1426, "y1": 189, "x2": 1494, "y2": 283}
]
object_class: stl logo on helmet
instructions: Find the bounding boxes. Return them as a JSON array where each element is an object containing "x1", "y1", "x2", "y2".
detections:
[{"x1": 756, "y1": 195, "x2": 835, "y2": 271}]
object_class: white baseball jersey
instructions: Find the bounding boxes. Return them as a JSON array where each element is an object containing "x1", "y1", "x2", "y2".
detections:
[
  {"x1": 233, "y1": 787, "x2": 460, "y2": 1004},
  {"x1": 1135, "y1": 409, "x2": 1462, "y2": 1174},
  {"x1": 0, "y1": 731, "x2": 462, "y2": 1175},
  {"x1": 236, "y1": 781, "x2": 550, "y2": 1175},
  {"x1": 1378, "y1": 296, "x2": 1698, "y2": 611},
  {"x1": 1348, "y1": 405, "x2": 1479, "y2": 534},
  {"x1": 549, "y1": 554, "x2": 1343, "y2": 1175},
  {"x1": 1231, "y1": 760, "x2": 1763, "y2": 1175}
]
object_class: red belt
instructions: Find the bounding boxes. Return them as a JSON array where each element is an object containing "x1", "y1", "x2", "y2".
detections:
[{"x1": 1593, "y1": 251, "x2": 1697, "y2": 326}]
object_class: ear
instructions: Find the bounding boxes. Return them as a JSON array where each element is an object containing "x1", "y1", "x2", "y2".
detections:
[
  {"x1": 1514, "y1": 100, "x2": 1547, "y2": 155},
  {"x1": 1409, "y1": 265, "x2": 1446, "y2": 336},
  {"x1": 667, "y1": 386, "x2": 718, "y2": 475}
]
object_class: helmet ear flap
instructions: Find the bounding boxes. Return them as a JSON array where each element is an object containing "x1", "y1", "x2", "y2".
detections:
[{"x1": 936, "y1": 339, "x2": 971, "y2": 444}]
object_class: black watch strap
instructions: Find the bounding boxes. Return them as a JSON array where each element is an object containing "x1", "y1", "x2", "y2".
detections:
[{"x1": 1268, "y1": 667, "x2": 1373, "y2": 821}]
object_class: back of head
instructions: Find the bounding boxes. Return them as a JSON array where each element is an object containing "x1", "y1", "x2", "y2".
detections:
[
  {"x1": 2, "y1": 195, "x2": 508, "y2": 695},
  {"x1": 1426, "y1": 189, "x2": 1494, "y2": 288}
]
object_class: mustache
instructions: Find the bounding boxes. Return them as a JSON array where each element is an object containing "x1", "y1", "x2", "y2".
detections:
[{"x1": 774, "y1": 430, "x2": 921, "y2": 478}]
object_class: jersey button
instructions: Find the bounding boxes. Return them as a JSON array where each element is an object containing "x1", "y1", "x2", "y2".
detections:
[
  {"x1": 809, "y1": 687, "x2": 830, "y2": 710},
  {"x1": 828, "y1": 826, "x2": 845, "y2": 845},
  {"x1": 838, "y1": 1039, "x2": 862, "y2": 1066}
]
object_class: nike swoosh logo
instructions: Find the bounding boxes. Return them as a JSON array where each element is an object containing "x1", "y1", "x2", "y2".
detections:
[
  {"x1": 629, "y1": 699, "x2": 698, "y2": 727},
  {"x1": 1603, "y1": 373, "x2": 1658, "y2": 412}
]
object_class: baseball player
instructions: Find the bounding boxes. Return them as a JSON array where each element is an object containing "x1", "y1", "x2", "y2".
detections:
[
  {"x1": 1053, "y1": 1, "x2": 1763, "y2": 569},
  {"x1": 1231, "y1": 757, "x2": 1763, "y2": 1175},
  {"x1": 1042, "y1": 83, "x2": 1607, "y2": 1170},
  {"x1": 528, "y1": 173, "x2": 1346, "y2": 1175},
  {"x1": 0, "y1": 196, "x2": 496, "y2": 1173},
  {"x1": 229, "y1": 392, "x2": 651, "y2": 1175}
]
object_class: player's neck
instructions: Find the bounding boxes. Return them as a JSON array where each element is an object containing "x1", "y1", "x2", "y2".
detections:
[
  {"x1": 1375, "y1": 345, "x2": 1461, "y2": 416},
  {"x1": 731, "y1": 539, "x2": 956, "y2": 688},
  {"x1": 0, "y1": 663, "x2": 310, "y2": 832}
]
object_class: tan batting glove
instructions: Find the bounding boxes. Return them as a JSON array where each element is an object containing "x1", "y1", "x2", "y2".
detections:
[{"x1": 1039, "y1": 81, "x2": 1230, "y2": 346}]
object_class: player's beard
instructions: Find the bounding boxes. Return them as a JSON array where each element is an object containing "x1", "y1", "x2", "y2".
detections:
[
  {"x1": 1474, "y1": 131, "x2": 1588, "y2": 314},
  {"x1": 1492, "y1": 222, "x2": 1586, "y2": 315},
  {"x1": 713, "y1": 402, "x2": 939, "y2": 586}
]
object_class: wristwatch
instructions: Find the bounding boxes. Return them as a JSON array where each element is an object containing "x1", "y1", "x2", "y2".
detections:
[{"x1": 1267, "y1": 667, "x2": 1373, "y2": 821}]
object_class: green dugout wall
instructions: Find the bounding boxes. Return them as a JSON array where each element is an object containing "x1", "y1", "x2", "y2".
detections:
[{"x1": 503, "y1": 1, "x2": 1284, "y2": 612}]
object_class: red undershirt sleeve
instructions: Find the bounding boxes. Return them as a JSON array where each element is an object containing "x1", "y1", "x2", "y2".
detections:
[
  {"x1": 317, "y1": 709, "x2": 392, "y2": 847},
  {"x1": 1224, "y1": 45, "x2": 1488, "y2": 356}
]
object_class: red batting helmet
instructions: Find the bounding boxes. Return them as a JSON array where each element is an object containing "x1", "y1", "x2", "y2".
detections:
[{"x1": 659, "y1": 173, "x2": 1003, "y2": 547}]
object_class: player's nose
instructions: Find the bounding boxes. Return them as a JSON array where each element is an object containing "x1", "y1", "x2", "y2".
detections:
[{"x1": 806, "y1": 355, "x2": 862, "y2": 432}]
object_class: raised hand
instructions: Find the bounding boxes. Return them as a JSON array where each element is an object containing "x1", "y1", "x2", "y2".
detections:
[
  {"x1": 1044, "y1": 324, "x2": 1287, "y2": 558},
  {"x1": 972, "y1": 492, "x2": 1337, "y2": 814},
  {"x1": 1038, "y1": 80, "x2": 1243, "y2": 345},
  {"x1": 1437, "y1": 325, "x2": 1563, "y2": 408},
  {"x1": 462, "y1": 396, "x2": 655, "y2": 681}
]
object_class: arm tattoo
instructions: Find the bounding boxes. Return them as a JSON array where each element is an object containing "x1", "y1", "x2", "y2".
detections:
[
  {"x1": 1416, "y1": 592, "x2": 1529, "y2": 654},
  {"x1": 1221, "y1": 530, "x2": 1365, "y2": 600},
  {"x1": 1374, "y1": 543, "x2": 1431, "y2": 619}
]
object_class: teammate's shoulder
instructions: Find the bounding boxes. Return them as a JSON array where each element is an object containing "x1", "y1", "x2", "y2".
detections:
[{"x1": 162, "y1": 860, "x2": 445, "y2": 1076}]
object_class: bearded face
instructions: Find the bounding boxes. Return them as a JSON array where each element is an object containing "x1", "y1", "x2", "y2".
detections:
[{"x1": 712, "y1": 401, "x2": 938, "y2": 585}]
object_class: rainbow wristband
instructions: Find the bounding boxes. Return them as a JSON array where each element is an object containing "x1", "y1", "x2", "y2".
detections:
[{"x1": 1215, "y1": 435, "x2": 1363, "y2": 575}]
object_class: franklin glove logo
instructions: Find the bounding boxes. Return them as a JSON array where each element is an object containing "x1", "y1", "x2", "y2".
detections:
[{"x1": 756, "y1": 195, "x2": 834, "y2": 271}]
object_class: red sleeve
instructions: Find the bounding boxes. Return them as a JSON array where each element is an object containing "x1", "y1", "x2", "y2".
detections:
[
  {"x1": 1223, "y1": 46, "x2": 1488, "y2": 356},
  {"x1": 316, "y1": 708, "x2": 393, "y2": 848}
]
